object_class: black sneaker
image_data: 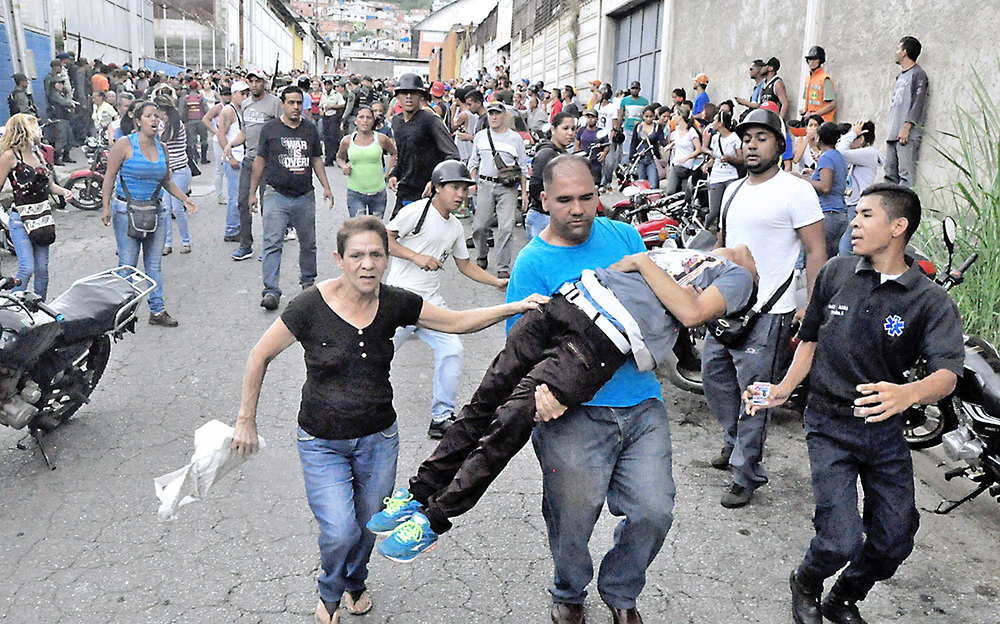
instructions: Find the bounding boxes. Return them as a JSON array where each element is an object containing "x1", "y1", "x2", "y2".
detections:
[
  {"x1": 476, "y1": 257, "x2": 488, "y2": 270},
  {"x1": 232, "y1": 247, "x2": 253, "y2": 261},
  {"x1": 821, "y1": 593, "x2": 868, "y2": 624},
  {"x1": 148, "y1": 311, "x2": 179, "y2": 327},
  {"x1": 428, "y1": 413, "x2": 457, "y2": 439},
  {"x1": 223, "y1": 234, "x2": 240, "y2": 242},
  {"x1": 301, "y1": 281, "x2": 315, "y2": 290},
  {"x1": 260, "y1": 294, "x2": 280, "y2": 311},
  {"x1": 720, "y1": 482, "x2": 753, "y2": 508},
  {"x1": 466, "y1": 236, "x2": 475, "y2": 249}
]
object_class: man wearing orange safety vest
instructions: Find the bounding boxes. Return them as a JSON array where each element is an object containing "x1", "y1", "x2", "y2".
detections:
[{"x1": 799, "y1": 46, "x2": 837, "y2": 122}]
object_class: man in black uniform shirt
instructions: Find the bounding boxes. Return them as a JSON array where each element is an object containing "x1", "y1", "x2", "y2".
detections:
[
  {"x1": 746, "y1": 183, "x2": 964, "y2": 624},
  {"x1": 386, "y1": 73, "x2": 460, "y2": 219}
]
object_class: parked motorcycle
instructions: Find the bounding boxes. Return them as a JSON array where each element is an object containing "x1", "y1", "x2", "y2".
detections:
[
  {"x1": 898, "y1": 217, "x2": 1000, "y2": 512},
  {"x1": 65, "y1": 136, "x2": 108, "y2": 211},
  {"x1": 0, "y1": 266, "x2": 155, "y2": 468}
]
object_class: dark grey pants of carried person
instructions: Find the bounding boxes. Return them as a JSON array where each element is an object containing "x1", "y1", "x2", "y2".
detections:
[{"x1": 408, "y1": 294, "x2": 627, "y2": 534}]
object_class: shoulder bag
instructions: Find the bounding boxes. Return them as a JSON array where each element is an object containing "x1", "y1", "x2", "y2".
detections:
[
  {"x1": 486, "y1": 130, "x2": 522, "y2": 187},
  {"x1": 119, "y1": 172, "x2": 168, "y2": 240}
]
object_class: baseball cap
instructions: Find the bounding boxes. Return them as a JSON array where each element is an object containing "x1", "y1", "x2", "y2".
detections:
[
  {"x1": 583, "y1": 108, "x2": 598, "y2": 117},
  {"x1": 230, "y1": 79, "x2": 250, "y2": 92},
  {"x1": 430, "y1": 81, "x2": 445, "y2": 97},
  {"x1": 246, "y1": 67, "x2": 265, "y2": 79},
  {"x1": 693, "y1": 73, "x2": 709, "y2": 85},
  {"x1": 486, "y1": 101, "x2": 506, "y2": 113},
  {"x1": 759, "y1": 100, "x2": 780, "y2": 113},
  {"x1": 765, "y1": 57, "x2": 781, "y2": 72},
  {"x1": 589, "y1": 79, "x2": 602, "y2": 87},
  {"x1": 12, "y1": 72, "x2": 27, "y2": 84},
  {"x1": 629, "y1": 80, "x2": 641, "y2": 89},
  {"x1": 57, "y1": 52, "x2": 71, "y2": 60}
]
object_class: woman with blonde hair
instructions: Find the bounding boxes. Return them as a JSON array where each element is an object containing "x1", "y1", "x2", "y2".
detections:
[{"x1": 0, "y1": 114, "x2": 72, "y2": 299}]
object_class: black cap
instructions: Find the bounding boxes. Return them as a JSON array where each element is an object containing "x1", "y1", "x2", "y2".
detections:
[
  {"x1": 630, "y1": 80, "x2": 641, "y2": 89},
  {"x1": 765, "y1": 57, "x2": 781, "y2": 72}
]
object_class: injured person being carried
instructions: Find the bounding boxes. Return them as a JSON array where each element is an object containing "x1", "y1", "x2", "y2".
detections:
[{"x1": 371, "y1": 245, "x2": 758, "y2": 562}]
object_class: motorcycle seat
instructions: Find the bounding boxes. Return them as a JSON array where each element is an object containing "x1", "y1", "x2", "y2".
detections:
[{"x1": 48, "y1": 273, "x2": 138, "y2": 343}]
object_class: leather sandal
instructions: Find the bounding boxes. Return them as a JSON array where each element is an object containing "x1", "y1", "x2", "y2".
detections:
[
  {"x1": 315, "y1": 599, "x2": 340, "y2": 624},
  {"x1": 342, "y1": 589, "x2": 373, "y2": 615}
]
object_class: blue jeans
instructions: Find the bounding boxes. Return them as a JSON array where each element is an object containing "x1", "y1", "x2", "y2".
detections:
[
  {"x1": 297, "y1": 422, "x2": 399, "y2": 604},
  {"x1": 525, "y1": 209, "x2": 549, "y2": 240},
  {"x1": 392, "y1": 325, "x2": 463, "y2": 420},
  {"x1": 112, "y1": 198, "x2": 168, "y2": 314},
  {"x1": 531, "y1": 398, "x2": 674, "y2": 609},
  {"x1": 638, "y1": 158, "x2": 659, "y2": 188},
  {"x1": 9, "y1": 210, "x2": 50, "y2": 300},
  {"x1": 799, "y1": 409, "x2": 919, "y2": 600},
  {"x1": 163, "y1": 166, "x2": 192, "y2": 247},
  {"x1": 262, "y1": 189, "x2": 317, "y2": 298},
  {"x1": 346, "y1": 188, "x2": 387, "y2": 218},
  {"x1": 224, "y1": 160, "x2": 241, "y2": 237},
  {"x1": 822, "y1": 210, "x2": 848, "y2": 260}
]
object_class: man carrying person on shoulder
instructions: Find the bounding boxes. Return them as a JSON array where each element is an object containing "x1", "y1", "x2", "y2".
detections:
[
  {"x1": 747, "y1": 184, "x2": 963, "y2": 624},
  {"x1": 246, "y1": 86, "x2": 333, "y2": 312},
  {"x1": 386, "y1": 160, "x2": 508, "y2": 439},
  {"x1": 702, "y1": 107, "x2": 826, "y2": 508}
]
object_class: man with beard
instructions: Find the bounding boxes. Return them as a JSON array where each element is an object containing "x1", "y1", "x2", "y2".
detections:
[
  {"x1": 702, "y1": 108, "x2": 826, "y2": 508},
  {"x1": 386, "y1": 73, "x2": 459, "y2": 219}
]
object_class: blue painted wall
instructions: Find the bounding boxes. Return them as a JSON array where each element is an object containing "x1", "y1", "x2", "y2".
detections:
[{"x1": 0, "y1": 23, "x2": 53, "y2": 125}]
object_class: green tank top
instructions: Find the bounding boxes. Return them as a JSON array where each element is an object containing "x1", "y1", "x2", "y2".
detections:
[{"x1": 347, "y1": 133, "x2": 387, "y2": 194}]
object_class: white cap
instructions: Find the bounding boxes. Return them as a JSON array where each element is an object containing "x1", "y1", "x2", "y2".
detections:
[{"x1": 230, "y1": 80, "x2": 250, "y2": 92}]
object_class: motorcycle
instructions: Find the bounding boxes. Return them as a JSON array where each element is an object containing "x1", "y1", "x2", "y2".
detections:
[
  {"x1": 65, "y1": 136, "x2": 108, "y2": 211},
  {"x1": 899, "y1": 218, "x2": 1000, "y2": 513},
  {"x1": 0, "y1": 266, "x2": 155, "y2": 469}
]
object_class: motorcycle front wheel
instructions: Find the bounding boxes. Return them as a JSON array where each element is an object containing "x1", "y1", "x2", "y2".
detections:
[
  {"x1": 66, "y1": 176, "x2": 103, "y2": 211},
  {"x1": 32, "y1": 336, "x2": 112, "y2": 431},
  {"x1": 903, "y1": 396, "x2": 957, "y2": 449},
  {"x1": 660, "y1": 326, "x2": 704, "y2": 395}
]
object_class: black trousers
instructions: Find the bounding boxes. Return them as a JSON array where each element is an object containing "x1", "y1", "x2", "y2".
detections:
[
  {"x1": 322, "y1": 114, "x2": 342, "y2": 165},
  {"x1": 797, "y1": 408, "x2": 920, "y2": 601},
  {"x1": 409, "y1": 295, "x2": 627, "y2": 534}
]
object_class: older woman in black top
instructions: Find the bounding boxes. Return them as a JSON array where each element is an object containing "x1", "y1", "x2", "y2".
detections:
[{"x1": 231, "y1": 216, "x2": 545, "y2": 624}]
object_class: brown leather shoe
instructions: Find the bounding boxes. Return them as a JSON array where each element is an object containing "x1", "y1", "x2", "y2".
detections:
[
  {"x1": 550, "y1": 601, "x2": 585, "y2": 624},
  {"x1": 604, "y1": 602, "x2": 643, "y2": 624}
]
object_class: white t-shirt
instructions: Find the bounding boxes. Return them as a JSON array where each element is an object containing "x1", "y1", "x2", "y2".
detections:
[
  {"x1": 709, "y1": 132, "x2": 742, "y2": 183},
  {"x1": 720, "y1": 171, "x2": 822, "y2": 313},
  {"x1": 670, "y1": 127, "x2": 700, "y2": 169},
  {"x1": 384, "y1": 198, "x2": 470, "y2": 306},
  {"x1": 596, "y1": 102, "x2": 618, "y2": 139}
]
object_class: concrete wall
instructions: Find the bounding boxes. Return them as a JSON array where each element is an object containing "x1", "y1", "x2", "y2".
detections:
[{"x1": 505, "y1": 0, "x2": 1000, "y2": 189}]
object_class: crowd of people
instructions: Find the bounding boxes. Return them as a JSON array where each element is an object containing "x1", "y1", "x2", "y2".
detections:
[{"x1": 3, "y1": 32, "x2": 944, "y2": 624}]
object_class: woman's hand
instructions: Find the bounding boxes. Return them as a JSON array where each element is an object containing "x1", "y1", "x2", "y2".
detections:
[
  {"x1": 183, "y1": 197, "x2": 198, "y2": 214},
  {"x1": 341, "y1": 162, "x2": 352, "y2": 176},
  {"x1": 231, "y1": 416, "x2": 259, "y2": 455},
  {"x1": 852, "y1": 119, "x2": 866, "y2": 136},
  {"x1": 101, "y1": 205, "x2": 112, "y2": 226}
]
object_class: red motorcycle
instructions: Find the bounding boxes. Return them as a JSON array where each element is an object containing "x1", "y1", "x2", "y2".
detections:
[{"x1": 65, "y1": 136, "x2": 107, "y2": 211}]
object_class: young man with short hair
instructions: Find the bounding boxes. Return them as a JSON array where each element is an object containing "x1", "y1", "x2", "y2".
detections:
[
  {"x1": 884, "y1": 36, "x2": 928, "y2": 188},
  {"x1": 216, "y1": 80, "x2": 250, "y2": 242},
  {"x1": 247, "y1": 86, "x2": 333, "y2": 311},
  {"x1": 746, "y1": 184, "x2": 963, "y2": 624},
  {"x1": 385, "y1": 160, "x2": 507, "y2": 438}
]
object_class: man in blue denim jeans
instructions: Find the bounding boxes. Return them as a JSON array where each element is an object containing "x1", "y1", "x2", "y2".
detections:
[
  {"x1": 511, "y1": 154, "x2": 672, "y2": 624},
  {"x1": 247, "y1": 86, "x2": 333, "y2": 311}
]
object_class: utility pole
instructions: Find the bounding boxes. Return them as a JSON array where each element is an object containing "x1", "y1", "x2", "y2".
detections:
[
  {"x1": 163, "y1": 4, "x2": 169, "y2": 61},
  {"x1": 182, "y1": 11, "x2": 187, "y2": 68},
  {"x1": 238, "y1": 0, "x2": 244, "y2": 67}
]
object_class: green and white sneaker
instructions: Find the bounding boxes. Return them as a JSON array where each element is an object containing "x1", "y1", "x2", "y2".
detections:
[
  {"x1": 366, "y1": 488, "x2": 420, "y2": 535},
  {"x1": 377, "y1": 511, "x2": 438, "y2": 563}
]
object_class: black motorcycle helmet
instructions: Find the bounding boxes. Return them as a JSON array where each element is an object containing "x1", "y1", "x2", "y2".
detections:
[
  {"x1": 805, "y1": 46, "x2": 826, "y2": 64},
  {"x1": 431, "y1": 160, "x2": 475, "y2": 187},
  {"x1": 297, "y1": 75, "x2": 311, "y2": 89},
  {"x1": 734, "y1": 108, "x2": 787, "y2": 152},
  {"x1": 598, "y1": 83, "x2": 613, "y2": 100},
  {"x1": 395, "y1": 72, "x2": 428, "y2": 95}
]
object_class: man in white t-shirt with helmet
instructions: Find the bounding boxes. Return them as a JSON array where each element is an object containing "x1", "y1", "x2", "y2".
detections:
[
  {"x1": 703, "y1": 107, "x2": 827, "y2": 508},
  {"x1": 386, "y1": 160, "x2": 508, "y2": 438}
]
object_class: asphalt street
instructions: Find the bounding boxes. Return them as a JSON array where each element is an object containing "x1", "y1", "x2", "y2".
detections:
[{"x1": 0, "y1": 154, "x2": 998, "y2": 623}]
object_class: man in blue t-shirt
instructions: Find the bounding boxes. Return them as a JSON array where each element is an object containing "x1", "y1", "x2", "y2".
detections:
[
  {"x1": 617, "y1": 81, "x2": 650, "y2": 163},
  {"x1": 516, "y1": 154, "x2": 672, "y2": 624}
]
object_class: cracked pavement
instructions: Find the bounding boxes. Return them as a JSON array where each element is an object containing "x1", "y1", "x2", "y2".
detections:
[{"x1": 0, "y1": 161, "x2": 998, "y2": 623}]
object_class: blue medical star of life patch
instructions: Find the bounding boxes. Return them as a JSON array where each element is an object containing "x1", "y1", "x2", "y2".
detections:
[{"x1": 884, "y1": 315, "x2": 905, "y2": 337}]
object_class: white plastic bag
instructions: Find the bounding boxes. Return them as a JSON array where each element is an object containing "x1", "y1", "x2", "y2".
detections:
[{"x1": 154, "y1": 419, "x2": 266, "y2": 521}]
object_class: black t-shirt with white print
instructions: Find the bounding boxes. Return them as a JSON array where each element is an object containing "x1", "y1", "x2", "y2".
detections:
[{"x1": 257, "y1": 117, "x2": 322, "y2": 198}]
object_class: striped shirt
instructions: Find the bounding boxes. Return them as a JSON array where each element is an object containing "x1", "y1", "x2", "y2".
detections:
[{"x1": 160, "y1": 122, "x2": 188, "y2": 171}]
